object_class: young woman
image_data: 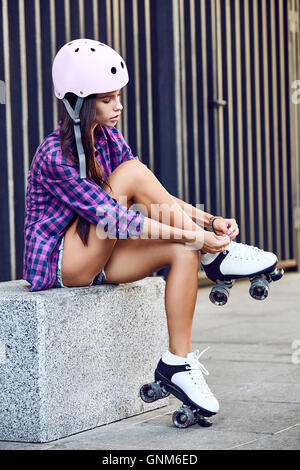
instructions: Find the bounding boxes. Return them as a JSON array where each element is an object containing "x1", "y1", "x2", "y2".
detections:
[{"x1": 23, "y1": 38, "x2": 241, "y2": 418}]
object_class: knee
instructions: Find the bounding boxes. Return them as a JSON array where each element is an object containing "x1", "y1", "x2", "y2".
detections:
[
  {"x1": 108, "y1": 160, "x2": 149, "y2": 192},
  {"x1": 171, "y1": 243, "x2": 199, "y2": 268},
  {"x1": 103, "y1": 160, "x2": 148, "y2": 202},
  {"x1": 120, "y1": 160, "x2": 150, "y2": 184}
]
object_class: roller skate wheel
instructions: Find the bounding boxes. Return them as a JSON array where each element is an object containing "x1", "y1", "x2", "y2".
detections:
[
  {"x1": 249, "y1": 278, "x2": 269, "y2": 300},
  {"x1": 270, "y1": 268, "x2": 284, "y2": 282},
  {"x1": 139, "y1": 382, "x2": 162, "y2": 403},
  {"x1": 172, "y1": 407, "x2": 196, "y2": 428},
  {"x1": 209, "y1": 287, "x2": 228, "y2": 306}
]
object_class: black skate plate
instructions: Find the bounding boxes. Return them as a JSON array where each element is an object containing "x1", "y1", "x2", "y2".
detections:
[
  {"x1": 155, "y1": 369, "x2": 216, "y2": 418},
  {"x1": 211, "y1": 261, "x2": 278, "y2": 282}
]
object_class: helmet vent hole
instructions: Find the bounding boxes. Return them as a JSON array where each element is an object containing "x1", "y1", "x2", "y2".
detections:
[
  {"x1": 68, "y1": 42, "x2": 73, "y2": 46},
  {"x1": 91, "y1": 48, "x2": 95, "y2": 51},
  {"x1": 99, "y1": 43, "x2": 105, "y2": 46},
  {"x1": 121, "y1": 62, "x2": 124, "y2": 68},
  {"x1": 75, "y1": 48, "x2": 79, "y2": 52},
  {"x1": 111, "y1": 67, "x2": 117, "y2": 74}
]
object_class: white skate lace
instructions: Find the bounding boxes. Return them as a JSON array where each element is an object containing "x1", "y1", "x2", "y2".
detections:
[
  {"x1": 185, "y1": 347, "x2": 214, "y2": 398},
  {"x1": 228, "y1": 241, "x2": 265, "y2": 261}
]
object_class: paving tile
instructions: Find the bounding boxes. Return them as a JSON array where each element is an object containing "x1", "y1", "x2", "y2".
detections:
[{"x1": 0, "y1": 272, "x2": 299, "y2": 450}]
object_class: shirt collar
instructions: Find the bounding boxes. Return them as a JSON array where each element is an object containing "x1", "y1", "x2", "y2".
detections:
[{"x1": 94, "y1": 123, "x2": 107, "y2": 141}]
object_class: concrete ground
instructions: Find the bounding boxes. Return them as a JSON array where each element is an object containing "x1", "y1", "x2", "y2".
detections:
[{"x1": 1, "y1": 271, "x2": 299, "y2": 450}]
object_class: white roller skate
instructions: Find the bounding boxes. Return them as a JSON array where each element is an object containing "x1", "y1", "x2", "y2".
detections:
[
  {"x1": 200, "y1": 240, "x2": 284, "y2": 306},
  {"x1": 139, "y1": 348, "x2": 218, "y2": 428}
]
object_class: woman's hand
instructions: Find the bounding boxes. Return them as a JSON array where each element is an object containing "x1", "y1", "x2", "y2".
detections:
[
  {"x1": 212, "y1": 217, "x2": 239, "y2": 241},
  {"x1": 185, "y1": 229, "x2": 231, "y2": 254}
]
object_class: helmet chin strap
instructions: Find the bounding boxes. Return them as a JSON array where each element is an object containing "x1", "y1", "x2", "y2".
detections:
[{"x1": 62, "y1": 96, "x2": 86, "y2": 179}]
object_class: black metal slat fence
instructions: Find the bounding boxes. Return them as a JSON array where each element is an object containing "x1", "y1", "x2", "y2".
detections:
[{"x1": 0, "y1": 0, "x2": 298, "y2": 283}]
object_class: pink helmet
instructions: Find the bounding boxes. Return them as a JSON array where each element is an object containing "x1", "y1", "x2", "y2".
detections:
[
  {"x1": 52, "y1": 38, "x2": 129, "y2": 98},
  {"x1": 52, "y1": 38, "x2": 129, "y2": 178}
]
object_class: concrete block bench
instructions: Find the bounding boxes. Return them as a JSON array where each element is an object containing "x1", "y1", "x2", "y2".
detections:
[{"x1": 0, "y1": 276, "x2": 169, "y2": 443}]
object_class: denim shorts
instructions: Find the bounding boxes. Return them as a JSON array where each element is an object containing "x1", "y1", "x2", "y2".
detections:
[{"x1": 53, "y1": 235, "x2": 106, "y2": 288}]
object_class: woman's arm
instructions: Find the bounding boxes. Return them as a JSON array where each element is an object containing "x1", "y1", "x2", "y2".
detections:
[
  {"x1": 171, "y1": 195, "x2": 239, "y2": 240},
  {"x1": 170, "y1": 195, "x2": 213, "y2": 229},
  {"x1": 40, "y1": 152, "x2": 145, "y2": 239}
]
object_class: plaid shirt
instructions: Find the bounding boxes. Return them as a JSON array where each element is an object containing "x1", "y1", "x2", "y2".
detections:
[{"x1": 23, "y1": 120, "x2": 145, "y2": 292}]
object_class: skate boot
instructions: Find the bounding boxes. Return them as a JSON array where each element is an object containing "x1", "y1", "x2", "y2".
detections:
[
  {"x1": 200, "y1": 241, "x2": 284, "y2": 306},
  {"x1": 139, "y1": 348, "x2": 218, "y2": 428}
]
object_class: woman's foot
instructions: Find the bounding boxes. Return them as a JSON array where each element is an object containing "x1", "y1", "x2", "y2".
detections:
[
  {"x1": 200, "y1": 241, "x2": 278, "y2": 282},
  {"x1": 154, "y1": 348, "x2": 219, "y2": 416}
]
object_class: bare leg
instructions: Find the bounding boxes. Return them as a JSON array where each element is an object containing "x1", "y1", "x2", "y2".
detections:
[
  {"x1": 61, "y1": 160, "x2": 201, "y2": 356},
  {"x1": 62, "y1": 160, "x2": 202, "y2": 286},
  {"x1": 101, "y1": 235, "x2": 199, "y2": 357},
  {"x1": 102, "y1": 160, "x2": 201, "y2": 234}
]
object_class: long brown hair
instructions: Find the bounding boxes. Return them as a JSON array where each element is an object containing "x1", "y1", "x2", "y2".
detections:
[{"x1": 58, "y1": 92, "x2": 113, "y2": 246}]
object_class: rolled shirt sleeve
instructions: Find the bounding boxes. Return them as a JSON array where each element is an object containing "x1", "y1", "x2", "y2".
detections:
[
  {"x1": 120, "y1": 139, "x2": 139, "y2": 163},
  {"x1": 39, "y1": 153, "x2": 145, "y2": 239},
  {"x1": 115, "y1": 128, "x2": 148, "y2": 168}
]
